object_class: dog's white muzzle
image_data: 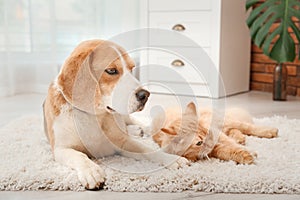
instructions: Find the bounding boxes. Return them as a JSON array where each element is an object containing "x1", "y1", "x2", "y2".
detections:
[{"x1": 108, "y1": 72, "x2": 149, "y2": 115}]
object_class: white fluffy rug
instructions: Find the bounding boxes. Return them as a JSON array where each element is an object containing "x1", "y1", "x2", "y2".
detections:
[{"x1": 0, "y1": 115, "x2": 299, "y2": 193}]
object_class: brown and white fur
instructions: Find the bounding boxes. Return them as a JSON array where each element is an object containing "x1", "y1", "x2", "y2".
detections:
[
  {"x1": 152, "y1": 102, "x2": 278, "y2": 164},
  {"x1": 43, "y1": 39, "x2": 188, "y2": 190}
]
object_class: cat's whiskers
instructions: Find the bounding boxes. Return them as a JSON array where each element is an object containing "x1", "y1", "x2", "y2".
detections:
[{"x1": 205, "y1": 155, "x2": 211, "y2": 161}]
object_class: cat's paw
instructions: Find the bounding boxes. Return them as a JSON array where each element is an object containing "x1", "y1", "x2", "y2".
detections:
[
  {"x1": 256, "y1": 127, "x2": 278, "y2": 138},
  {"x1": 227, "y1": 129, "x2": 246, "y2": 145},
  {"x1": 237, "y1": 150, "x2": 256, "y2": 164},
  {"x1": 167, "y1": 156, "x2": 191, "y2": 169},
  {"x1": 236, "y1": 135, "x2": 246, "y2": 145},
  {"x1": 267, "y1": 128, "x2": 278, "y2": 138}
]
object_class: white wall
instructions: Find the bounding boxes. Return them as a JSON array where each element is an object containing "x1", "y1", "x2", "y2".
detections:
[{"x1": 0, "y1": 0, "x2": 141, "y2": 96}]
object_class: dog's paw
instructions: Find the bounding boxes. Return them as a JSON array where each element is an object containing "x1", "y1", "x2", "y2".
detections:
[
  {"x1": 127, "y1": 125, "x2": 145, "y2": 137},
  {"x1": 167, "y1": 156, "x2": 191, "y2": 169},
  {"x1": 78, "y1": 161, "x2": 106, "y2": 190}
]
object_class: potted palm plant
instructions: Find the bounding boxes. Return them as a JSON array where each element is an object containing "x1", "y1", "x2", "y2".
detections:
[{"x1": 246, "y1": 0, "x2": 300, "y2": 100}]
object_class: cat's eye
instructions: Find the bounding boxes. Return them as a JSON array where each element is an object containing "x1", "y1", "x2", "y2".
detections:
[
  {"x1": 196, "y1": 141, "x2": 203, "y2": 146},
  {"x1": 105, "y1": 68, "x2": 118, "y2": 75}
]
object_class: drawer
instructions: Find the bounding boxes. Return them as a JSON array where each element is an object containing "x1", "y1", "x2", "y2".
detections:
[
  {"x1": 147, "y1": 82, "x2": 210, "y2": 97},
  {"x1": 149, "y1": 11, "x2": 212, "y2": 47},
  {"x1": 149, "y1": 0, "x2": 211, "y2": 11},
  {"x1": 147, "y1": 49, "x2": 209, "y2": 84}
]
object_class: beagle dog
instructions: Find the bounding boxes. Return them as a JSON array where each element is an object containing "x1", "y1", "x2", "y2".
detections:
[{"x1": 43, "y1": 39, "x2": 188, "y2": 190}]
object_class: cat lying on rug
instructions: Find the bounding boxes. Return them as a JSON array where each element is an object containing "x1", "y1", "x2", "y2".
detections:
[{"x1": 151, "y1": 102, "x2": 278, "y2": 164}]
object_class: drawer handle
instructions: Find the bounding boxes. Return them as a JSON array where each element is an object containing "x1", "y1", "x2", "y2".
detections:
[
  {"x1": 171, "y1": 59, "x2": 185, "y2": 67},
  {"x1": 172, "y1": 24, "x2": 186, "y2": 32}
]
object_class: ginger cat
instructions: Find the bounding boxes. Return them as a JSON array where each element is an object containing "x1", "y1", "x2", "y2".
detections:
[{"x1": 152, "y1": 102, "x2": 278, "y2": 164}]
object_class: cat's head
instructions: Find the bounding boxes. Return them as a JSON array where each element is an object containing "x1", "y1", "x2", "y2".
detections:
[{"x1": 158, "y1": 102, "x2": 216, "y2": 161}]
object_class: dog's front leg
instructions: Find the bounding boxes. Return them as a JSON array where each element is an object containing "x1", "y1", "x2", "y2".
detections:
[
  {"x1": 54, "y1": 147, "x2": 105, "y2": 190},
  {"x1": 119, "y1": 139, "x2": 190, "y2": 169}
]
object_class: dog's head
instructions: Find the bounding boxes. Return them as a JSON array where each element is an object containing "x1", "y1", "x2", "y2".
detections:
[
  {"x1": 57, "y1": 39, "x2": 149, "y2": 114},
  {"x1": 153, "y1": 102, "x2": 216, "y2": 161}
]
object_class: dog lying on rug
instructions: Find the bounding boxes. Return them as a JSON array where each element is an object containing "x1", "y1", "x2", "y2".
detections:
[
  {"x1": 43, "y1": 39, "x2": 189, "y2": 190},
  {"x1": 152, "y1": 102, "x2": 278, "y2": 164}
]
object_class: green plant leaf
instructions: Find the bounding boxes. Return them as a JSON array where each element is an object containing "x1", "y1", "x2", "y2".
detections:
[
  {"x1": 254, "y1": 14, "x2": 278, "y2": 47},
  {"x1": 289, "y1": 22, "x2": 300, "y2": 41},
  {"x1": 250, "y1": 6, "x2": 277, "y2": 38},
  {"x1": 270, "y1": 28, "x2": 295, "y2": 61},
  {"x1": 246, "y1": 0, "x2": 277, "y2": 26},
  {"x1": 246, "y1": 0, "x2": 261, "y2": 10},
  {"x1": 246, "y1": 0, "x2": 300, "y2": 63},
  {"x1": 262, "y1": 25, "x2": 281, "y2": 56}
]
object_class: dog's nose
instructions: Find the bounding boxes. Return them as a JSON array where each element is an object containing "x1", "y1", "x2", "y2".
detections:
[{"x1": 136, "y1": 89, "x2": 150, "y2": 103}]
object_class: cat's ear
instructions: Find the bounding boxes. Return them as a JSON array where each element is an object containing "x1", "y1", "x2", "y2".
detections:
[
  {"x1": 161, "y1": 126, "x2": 177, "y2": 135},
  {"x1": 185, "y1": 102, "x2": 197, "y2": 115}
]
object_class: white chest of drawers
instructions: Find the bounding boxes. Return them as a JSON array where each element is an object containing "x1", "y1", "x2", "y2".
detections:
[{"x1": 139, "y1": 0, "x2": 250, "y2": 98}]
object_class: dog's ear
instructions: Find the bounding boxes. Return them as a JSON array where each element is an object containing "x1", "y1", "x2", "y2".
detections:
[
  {"x1": 185, "y1": 102, "x2": 197, "y2": 115},
  {"x1": 161, "y1": 126, "x2": 177, "y2": 135},
  {"x1": 88, "y1": 43, "x2": 121, "y2": 73},
  {"x1": 57, "y1": 40, "x2": 103, "y2": 113}
]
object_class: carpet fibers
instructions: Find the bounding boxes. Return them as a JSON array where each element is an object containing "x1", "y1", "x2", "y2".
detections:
[{"x1": 0, "y1": 115, "x2": 299, "y2": 193}]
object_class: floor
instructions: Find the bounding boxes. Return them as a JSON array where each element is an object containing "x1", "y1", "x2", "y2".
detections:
[{"x1": 0, "y1": 91, "x2": 299, "y2": 199}]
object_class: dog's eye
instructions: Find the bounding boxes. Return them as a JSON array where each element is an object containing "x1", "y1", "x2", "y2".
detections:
[
  {"x1": 105, "y1": 68, "x2": 118, "y2": 75},
  {"x1": 196, "y1": 141, "x2": 203, "y2": 146}
]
